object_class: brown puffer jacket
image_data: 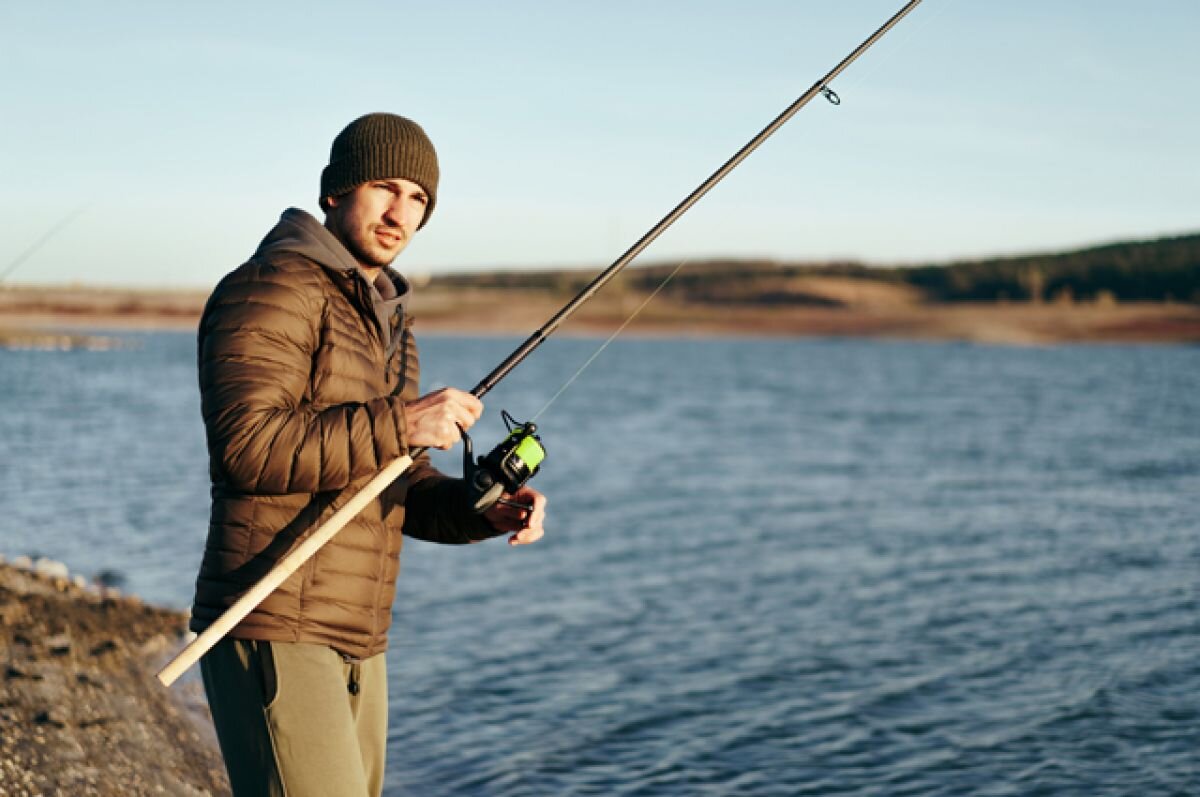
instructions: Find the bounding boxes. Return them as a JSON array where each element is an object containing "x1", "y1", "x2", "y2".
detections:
[{"x1": 189, "y1": 208, "x2": 496, "y2": 659}]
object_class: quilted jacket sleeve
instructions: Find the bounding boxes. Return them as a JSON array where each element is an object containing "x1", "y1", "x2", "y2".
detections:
[
  {"x1": 397, "y1": 457, "x2": 504, "y2": 544},
  {"x1": 198, "y1": 260, "x2": 409, "y2": 495}
]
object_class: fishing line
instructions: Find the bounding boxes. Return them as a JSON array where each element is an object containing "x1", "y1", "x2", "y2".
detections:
[
  {"x1": 158, "y1": 0, "x2": 930, "y2": 688},
  {"x1": 529, "y1": 258, "x2": 689, "y2": 423},
  {"x1": 818, "y1": 1, "x2": 953, "y2": 102},
  {"x1": 527, "y1": 4, "x2": 947, "y2": 423},
  {"x1": 0, "y1": 204, "x2": 90, "y2": 283},
  {"x1": 466, "y1": 0, "x2": 926, "y2": 404}
]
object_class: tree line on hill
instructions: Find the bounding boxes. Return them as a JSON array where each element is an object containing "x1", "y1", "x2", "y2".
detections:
[
  {"x1": 430, "y1": 231, "x2": 1200, "y2": 305},
  {"x1": 902, "y1": 232, "x2": 1200, "y2": 303}
]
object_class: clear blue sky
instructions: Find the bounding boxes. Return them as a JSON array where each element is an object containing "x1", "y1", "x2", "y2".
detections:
[{"x1": 2, "y1": 1, "x2": 1197, "y2": 287}]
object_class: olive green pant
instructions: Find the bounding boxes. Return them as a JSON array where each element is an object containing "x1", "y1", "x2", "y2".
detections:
[{"x1": 200, "y1": 639, "x2": 388, "y2": 797}]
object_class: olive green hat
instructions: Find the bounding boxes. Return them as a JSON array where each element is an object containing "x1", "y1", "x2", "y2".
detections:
[{"x1": 320, "y1": 113, "x2": 439, "y2": 227}]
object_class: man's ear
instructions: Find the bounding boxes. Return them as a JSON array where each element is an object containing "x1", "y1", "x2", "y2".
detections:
[{"x1": 320, "y1": 195, "x2": 336, "y2": 213}]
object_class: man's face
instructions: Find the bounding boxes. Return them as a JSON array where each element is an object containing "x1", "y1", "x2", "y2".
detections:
[{"x1": 324, "y1": 178, "x2": 429, "y2": 270}]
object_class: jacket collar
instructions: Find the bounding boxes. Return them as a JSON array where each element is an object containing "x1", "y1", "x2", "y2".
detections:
[{"x1": 259, "y1": 207, "x2": 411, "y2": 298}]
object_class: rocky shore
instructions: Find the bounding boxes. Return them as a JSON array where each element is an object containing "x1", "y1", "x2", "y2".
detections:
[{"x1": 0, "y1": 556, "x2": 229, "y2": 796}]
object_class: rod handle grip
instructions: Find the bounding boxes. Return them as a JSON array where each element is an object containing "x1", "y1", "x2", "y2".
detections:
[{"x1": 157, "y1": 455, "x2": 415, "y2": 686}]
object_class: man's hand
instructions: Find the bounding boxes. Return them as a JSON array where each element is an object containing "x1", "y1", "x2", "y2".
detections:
[
  {"x1": 404, "y1": 388, "x2": 483, "y2": 450},
  {"x1": 483, "y1": 486, "x2": 547, "y2": 546}
]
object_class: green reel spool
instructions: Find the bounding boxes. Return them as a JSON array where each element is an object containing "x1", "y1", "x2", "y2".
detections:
[{"x1": 462, "y1": 410, "x2": 546, "y2": 513}]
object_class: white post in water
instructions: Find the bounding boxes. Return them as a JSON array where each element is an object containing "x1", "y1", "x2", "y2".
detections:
[{"x1": 156, "y1": 455, "x2": 414, "y2": 687}]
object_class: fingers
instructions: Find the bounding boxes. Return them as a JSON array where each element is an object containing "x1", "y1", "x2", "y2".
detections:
[
  {"x1": 508, "y1": 524, "x2": 544, "y2": 546},
  {"x1": 432, "y1": 387, "x2": 482, "y2": 430},
  {"x1": 506, "y1": 488, "x2": 547, "y2": 546},
  {"x1": 452, "y1": 389, "x2": 484, "y2": 427},
  {"x1": 405, "y1": 388, "x2": 484, "y2": 449},
  {"x1": 481, "y1": 487, "x2": 547, "y2": 545}
]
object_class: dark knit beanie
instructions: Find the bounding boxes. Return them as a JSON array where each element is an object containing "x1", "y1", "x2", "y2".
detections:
[{"x1": 320, "y1": 113, "x2": 440, "y2": 227}]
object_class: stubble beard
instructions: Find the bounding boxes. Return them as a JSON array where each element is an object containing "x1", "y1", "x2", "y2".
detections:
[{"x1": 345, "y1": 224, "x2": 404, "y2": 271}]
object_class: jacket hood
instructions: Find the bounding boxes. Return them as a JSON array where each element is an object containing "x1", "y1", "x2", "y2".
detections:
[
  {"x1": 254, "y1": 207, "x2": 364, "y2": 275},
  {"x1": 254, "y1": 207, "x2": 412, "y2": 314}
]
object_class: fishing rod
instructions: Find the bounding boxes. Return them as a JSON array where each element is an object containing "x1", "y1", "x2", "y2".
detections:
[
  {"x1": 157, "y1": 0, "x2": 924, "y2": 687},
  {"x1": 470, "y1": 0, "x2": 923, "y2": 399},
  {"x1": 455, "y1": 0, "x2": 925, "y2": 511}
]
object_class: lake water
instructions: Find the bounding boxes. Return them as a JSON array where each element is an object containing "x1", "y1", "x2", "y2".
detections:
[{"x1": 1, "y1": 331, "x2": 1197, "y2": 795}]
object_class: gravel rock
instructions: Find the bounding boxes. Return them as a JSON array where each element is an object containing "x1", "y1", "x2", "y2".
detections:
[
  {"x1": 33, "y1": 558, "x2": 70, "y2": 581},
  {"x1": 0, "y1": 561, "x2": 229, "y2": 796}
]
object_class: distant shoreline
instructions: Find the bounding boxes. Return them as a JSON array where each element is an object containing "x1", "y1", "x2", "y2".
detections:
[{"x1": 3, "y1": 283, "x2": 1200, "y2": 346}]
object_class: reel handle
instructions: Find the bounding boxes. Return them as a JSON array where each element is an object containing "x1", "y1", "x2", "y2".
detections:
[{"x1": 461, "y1": 427, "x2": 506, "y2": 513}]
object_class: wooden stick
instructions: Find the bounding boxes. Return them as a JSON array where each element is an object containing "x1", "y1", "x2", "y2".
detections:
[{"x1": 156, "y1": 454, "x2": 414, "y2": 686}]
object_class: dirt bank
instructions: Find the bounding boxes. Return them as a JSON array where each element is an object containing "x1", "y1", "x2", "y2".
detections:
[
  {"x1": 0, "y1": 557, "x2": 229, "y2": 796},
  {"x1": 3, "y1": 283, "x2": 1200, "y2": 345}
]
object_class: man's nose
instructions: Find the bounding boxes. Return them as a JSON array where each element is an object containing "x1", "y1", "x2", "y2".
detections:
[{"x1": 383, "y1": 198, "x2": 414, "y2": 229}]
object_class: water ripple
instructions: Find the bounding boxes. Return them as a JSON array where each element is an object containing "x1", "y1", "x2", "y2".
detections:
[{"x1": 3, "y1": 335, "x2": 1199, "y2": 794}]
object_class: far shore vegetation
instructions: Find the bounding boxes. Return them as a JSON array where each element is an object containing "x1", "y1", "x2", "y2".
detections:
[
  {"x1": 431, "y1": 231, "x2": 1200, "y2": 306},
  {"x1": 3, "y1": 231, "x2": 1199, "y2": 346}
]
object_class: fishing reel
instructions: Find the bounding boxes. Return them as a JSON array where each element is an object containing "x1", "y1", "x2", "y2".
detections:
[{"x1": 461, "y1": 410, "x2": 546, "y2": 514}]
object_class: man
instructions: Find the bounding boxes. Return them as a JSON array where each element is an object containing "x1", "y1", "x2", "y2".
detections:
[{"x1": 189, "y1": 113, "x2": 546, "y2": 796}]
